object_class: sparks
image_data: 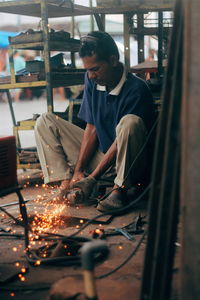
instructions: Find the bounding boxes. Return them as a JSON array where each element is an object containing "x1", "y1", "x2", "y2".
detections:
[
  {"x1": 21, "y1": 267, "x2": 26, "y2": 273},
  {"x1": 31, "y1": 203, "x2": 65, "y2": 235}
]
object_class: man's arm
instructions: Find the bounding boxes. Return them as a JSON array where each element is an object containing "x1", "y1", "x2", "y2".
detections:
[
  {"x1": 71, "y1": 138, "x2": 117, "y2": 200},
  {"x1": 90, "y1": 141, "x2": 117, "y2": 180},
  {"x1": 72, "y1": 123, "x2": 117, "y2": 183},
  {"x1": 72, "y1": 123, "x2": 98, "y2": 183}
]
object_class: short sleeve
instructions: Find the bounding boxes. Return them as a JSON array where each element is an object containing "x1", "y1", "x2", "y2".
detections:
[{"x1": 78, "y1": 73, "x2": 94, "y2": 125}]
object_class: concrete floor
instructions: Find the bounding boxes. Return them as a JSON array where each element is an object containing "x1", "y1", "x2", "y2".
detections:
[{"x1": 0, "y1": 172, "x2": 179, "y2": 300}]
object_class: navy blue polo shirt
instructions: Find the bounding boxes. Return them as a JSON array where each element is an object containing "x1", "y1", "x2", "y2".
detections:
[{"x1": 78, "y1": 71, "x2": 155, "y2": 153}]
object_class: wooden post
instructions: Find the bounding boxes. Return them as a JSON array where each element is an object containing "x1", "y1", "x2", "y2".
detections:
[{"x1": 180, "y1": 0, "x2": 200, "y2": 299}]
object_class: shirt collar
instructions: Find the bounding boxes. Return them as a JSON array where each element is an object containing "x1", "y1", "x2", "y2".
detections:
[{"x1": 96, "y1": 65, "x2": 127, "y2": 96}]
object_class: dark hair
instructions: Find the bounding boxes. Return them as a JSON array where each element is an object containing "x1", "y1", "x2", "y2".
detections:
[{"x1": 79, "y1": 31, "x2": 119, "y2": 62}]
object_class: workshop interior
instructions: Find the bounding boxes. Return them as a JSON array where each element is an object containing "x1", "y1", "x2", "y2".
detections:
[{"x1": 0, "y1": 0, "x2": 199, "y2": 300}]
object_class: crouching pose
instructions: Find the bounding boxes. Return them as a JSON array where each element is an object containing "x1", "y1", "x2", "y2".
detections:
[{"x1": 35, "y1": 31, "x2": 155, "y2": 212}]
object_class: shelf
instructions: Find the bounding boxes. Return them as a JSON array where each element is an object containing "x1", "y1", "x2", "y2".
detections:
[
  {"x1": 0, "y1": 70, "x2": 85, "y2": 89},
  {"x1": 9, "y1": 39, "x2": 80, "y2": 52},
  {"x1": 0, "y1": 81, "x2": 47, "y2": 90},
  {"x1": 0, "y1": 0, "x2": 174, "y2": 17},
  {"x1": 130, "y1": 59, "x2": 168, "y2": 74},
  {"x1": 0, "y1": 0, "x2": 93, "y2": 18}
]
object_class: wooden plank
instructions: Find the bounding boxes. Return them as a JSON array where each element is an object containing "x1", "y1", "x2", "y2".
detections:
[
  {"x1": 61, "y1": 206, "x2": 112, "y2": 224},
  {"x1": 0, "y1": 1, "x2": 93, "y2": 18},
  {"x1": 0, "y1": 81, "x2": 47, "y2": 89},
  {"x1": 9, "y1": 39, "x2": 80, "y2": 52},
  {"x1": 97, "y1": 0, "x2": 174, "y2": 6},
  {"x1": 180, "y1": 0, "x2": 200, "y2": 299},
  {"x1": 130, "y1": 59, "x2": 167, "y2": 72},
  {"x1": 0, "y1": 0, "x2": 175, "y2": 18}
]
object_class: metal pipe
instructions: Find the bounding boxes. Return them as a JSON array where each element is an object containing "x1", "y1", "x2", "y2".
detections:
[{"x1": 81, "y1": 240, "x2": 109, "y2": 300}]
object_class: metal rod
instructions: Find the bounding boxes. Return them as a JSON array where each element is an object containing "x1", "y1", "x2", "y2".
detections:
[
  {"x1": 6, "y1": 90, "x2": 17, "y2": 127},
  {"x1": 140, "y1": 0, "x2": 183, "y2": 299},
  {"x1": 81, "y1": 240, "x2": 109, "y2": 300},
  {"x1": 40, "y1": 0, "x2": 53, "y2": 113},
  {"x1": 16, "y1": 190, "x2": 29, "y2": 250},
  {"x1": 158, "y1": 11, "x2": 164, "y2": 77},
  {"x1": 0, "y1": 199, "x2": 30, "y2": 208}
]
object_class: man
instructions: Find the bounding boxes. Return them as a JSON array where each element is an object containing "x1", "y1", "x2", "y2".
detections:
[{"x1": 35, "y1": 31, "x2": 155, "y2": 212}]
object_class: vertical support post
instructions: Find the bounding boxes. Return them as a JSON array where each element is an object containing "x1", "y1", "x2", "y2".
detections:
[
  {"x1": 180, "y1": 0, "x2": 200, "y2": 299},
  {"x1": 124, "y1": 13, "x2": 130, "y2": 69},
  {"x1": 139, "y1": 0, "x2": 183, "y2": 299},
  {"x1": 17, "y1": 190, "x2": 29, "y2": 250},
  {"x1": 40, "y1": 0, "x2": 53, "y2": 113},
  {"x1": 94, "y1": 13, "x2": 105, "y2": 31},
  {"x1": 8, "y1": 48, "x2": 16, "y2": 84},
  {"x1": 137, "y1": 13, "x2": 144, "y2": 63},
  {"x1": 158, "y1": 11, "x2": 164, "y2": 77},
  {"x1": 6, "y1": 90, "x2": 21, "y2": 149},
  {"x1": 70, "y1": 1, "x2": 75, "y2": 67},
  {"x1": 90, "y1": 0, "x2": 94, "y2": 31},
  {"x1": 6, "y1": 90, "x2": 17, "y2": 127},
  {"x1": 100, "y1": 14, "x2": 105, "y2": 30}
]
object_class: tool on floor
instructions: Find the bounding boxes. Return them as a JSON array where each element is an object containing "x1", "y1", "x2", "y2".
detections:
[
  {"x1": 115, "y1": 227, "x2": 134, "y2": 240},
  {"x1": 81, "y1": 240, "x2": 109, "y2": 300},
  {"x1": 0, "y1": 225, "x2": 11, "y2": 233},
  {"x1": 90, "y1": 214, "x2": 146, "y2": 240},
  {"x1": 67, "y1": 188, "x2": 84, "y2": 205}
]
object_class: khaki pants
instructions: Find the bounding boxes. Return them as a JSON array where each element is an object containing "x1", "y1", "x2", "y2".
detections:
[{"x1": 34, "y1": 113, "x2": 147, "y2": 187}]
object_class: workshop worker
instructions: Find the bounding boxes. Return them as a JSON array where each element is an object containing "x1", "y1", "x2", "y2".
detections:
[{"x1": 35, "y1": 31, "x2": 156, "y2": 212}]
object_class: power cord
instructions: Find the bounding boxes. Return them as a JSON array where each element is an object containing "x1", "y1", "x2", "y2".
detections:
[
  {"x1": 1, "y1": 118, "x2": 156, "y2": 267},
  {"x1": 120, "y1": 117, "x2": 158, "y2": 187},
  {"x1": 95, "y1": 117, "x2": 158, "y2": 204},
  {"x1": 23, "y1": 184, "x2": 150, "y2": 266},
  {"x1": 96, "y1": 231, "x2": 146, "y2": 279},
  {"x1": 69, "y1": 183, "x2": 151, "y2": 238}
]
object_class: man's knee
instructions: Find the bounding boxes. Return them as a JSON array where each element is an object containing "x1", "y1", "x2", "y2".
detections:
[
  {"x1": 116, "y1": 114, "x2": 146, "y2": 136},
  {"x1": 35, "y1": 112, "x2": 55, "y2": 132}
]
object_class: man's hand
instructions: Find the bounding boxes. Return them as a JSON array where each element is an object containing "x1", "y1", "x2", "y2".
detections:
[
  {"x1": 70, "y1": 171, "x2": 85, "y2": 189},
  {"x1": 70, "y1": 175, "x2": 97, "y2": 201}
]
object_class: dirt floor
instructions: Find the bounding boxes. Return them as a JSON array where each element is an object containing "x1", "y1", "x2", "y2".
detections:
[{"x1": 0, "y1": 171, "x2": 179, "y2": 300}]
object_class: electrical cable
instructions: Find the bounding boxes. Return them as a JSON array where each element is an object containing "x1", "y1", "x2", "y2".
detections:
[
  {"x1": 96, "y1": 231, "x2": 146, "y2": 279},
  {"x1": 0, "y1": 232, "x2": 67, "y2": 241},
  {"x1": 120, "y1": 117, "x2": 158, "y2": 187},
  {"x1": 3, "y1": 117, "x2": 156, "y2": 266},
  {"x1": 23, "y1": 184, "x2": 150, "y2": 266},
  {"x1": 0, "y1": 285, "x2": 51, "y2": 292},
  {"x1": 34, "y1": 120, "x2": 155, "y2": 267},
  {"x1": 90, "y1": 116, "x2": 158, "y2": 204},
  {"x1": 68, "y1": 183, "x2": 151, "y2": 238}
]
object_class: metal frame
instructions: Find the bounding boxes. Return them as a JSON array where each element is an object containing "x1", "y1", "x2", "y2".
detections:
[
  {"x1": 139, "y1": 0, "x2": 182, "y2": 299},
  {"x1": 0, "y1": 0, "x2": 173, "y2": 170},
  {"x1": 0, "y1": 185, "x2": 29, "y2": 250}
]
